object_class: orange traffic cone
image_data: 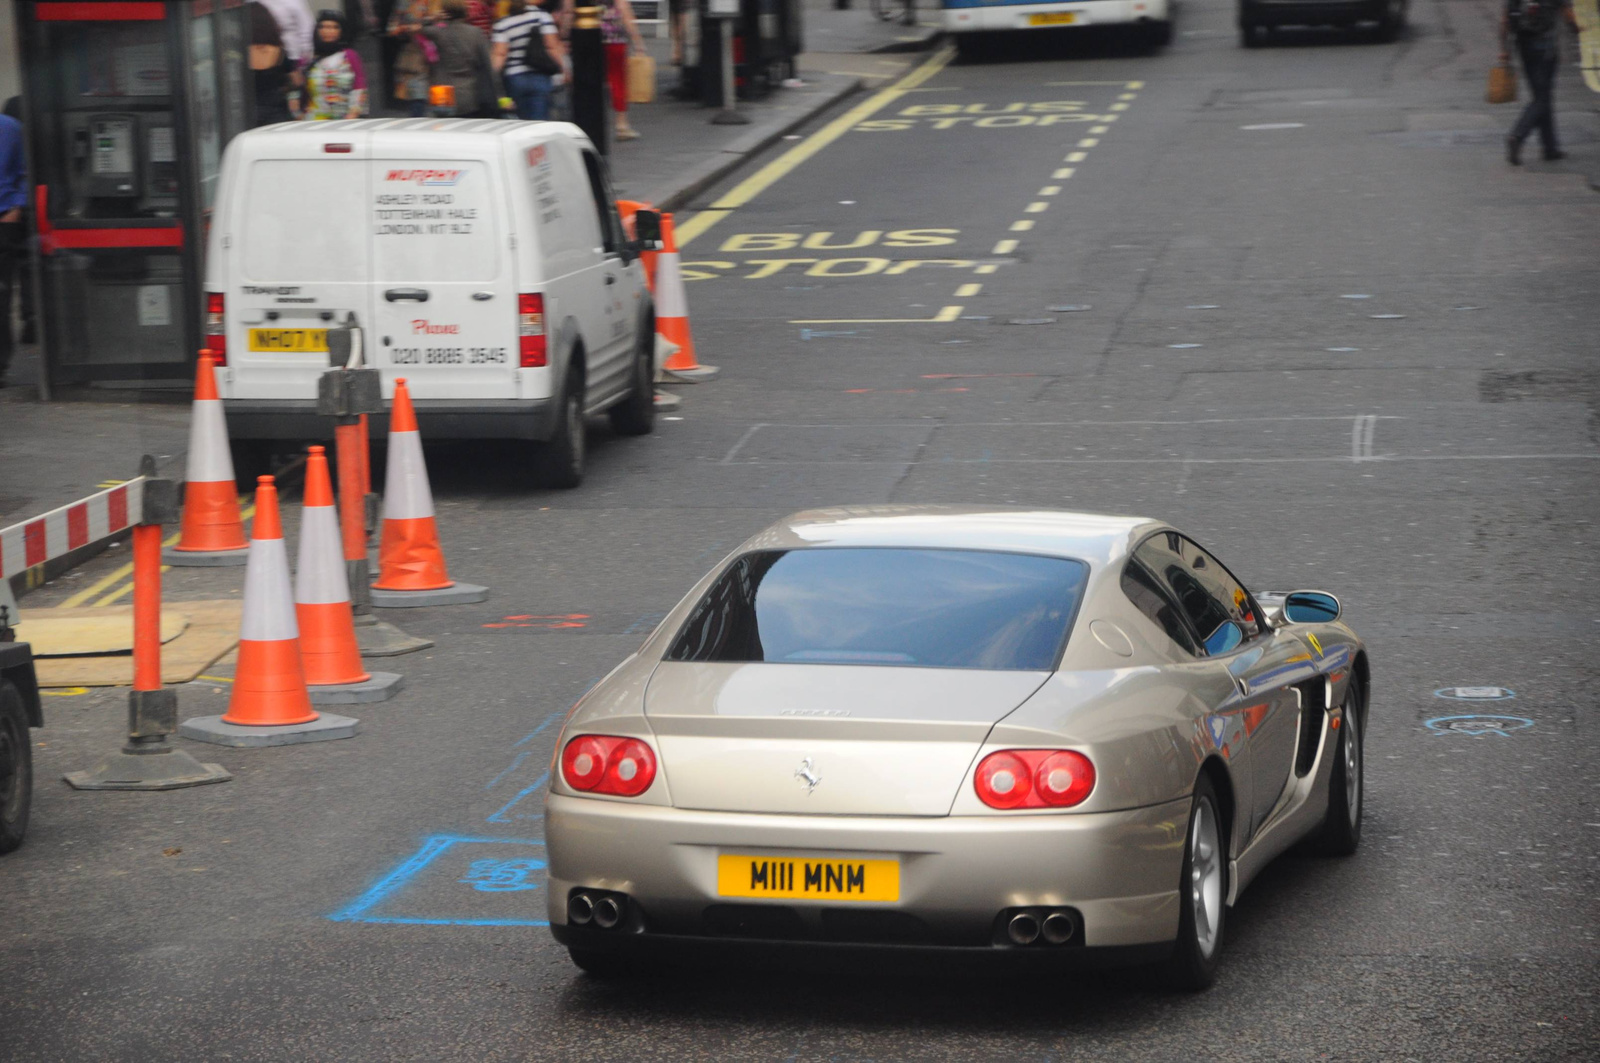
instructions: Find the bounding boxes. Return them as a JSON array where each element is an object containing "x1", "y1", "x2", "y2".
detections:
[
  {"x1": 295, "y1": 447, "x2": 404, "y2": 702},
  {"x1": 223, "y1": 477, "x2": 316, "y2": 726},
  {"x1": 179, "y1": 477, "x2": 359, "y2": 746},
  {"x1": 165, "y1": 351, "x2": 249, "y2": 566},
  {"x1": 656, "y1": 213, "x2": 719, "y2": 383},
  {"x1": 370, "y1": 380, "x2": 487, "y2": 608}
]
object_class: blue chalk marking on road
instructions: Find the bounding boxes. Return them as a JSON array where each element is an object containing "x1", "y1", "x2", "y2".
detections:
[
  {"x1": 487, "y1": 771, "x2": 550, "y2": 824},
  {"x1": 511, "y1": 709, "x2": 568, "y2": 749},
  {"x1": 330, "y1": 834, "x2": 549, "y2": 926},
  {"x1": 1424, "y1": 715, "x2": 1534, "y2": 738},
  {"x1": 485, "y1": 750, "x2": 533, "y2": 791}
]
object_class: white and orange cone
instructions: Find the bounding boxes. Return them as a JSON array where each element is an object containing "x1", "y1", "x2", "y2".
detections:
[
  {"x1": 656, "y1": 214, "x2": 719, "y2": 383},
  {"x1": 165, "y1": 351, "x2": 249, "y2": 566},
  {"x1": 296, "y1": 447, "x2": 404, "y2": 702},
  {"x1": 370, "y1": 379, "x2": 487, "y2": 608},
  {"x1": 179, "y1": 475, "x2": 359, "y2": 746}
]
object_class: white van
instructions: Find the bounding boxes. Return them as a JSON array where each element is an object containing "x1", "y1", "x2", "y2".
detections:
[{"x1": 204, "y1": 119, "x2": 657, "y2": 488}]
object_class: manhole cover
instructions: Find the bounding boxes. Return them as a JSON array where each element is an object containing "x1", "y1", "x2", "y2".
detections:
[{"x1": 1009, "y1": 318, "x2": 1056, "y2": 326}]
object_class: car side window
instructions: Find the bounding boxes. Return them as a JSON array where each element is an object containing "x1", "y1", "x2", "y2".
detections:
[
  {"x1": 1134, "y1": 533, "x2": 1262, "y2": 657},
  {"x1": 1120, "y1": 559, "x2": 1199, "y2": 655},
  {"x1": 579, "y1": 149, "x2": 625, "y2": 256}
]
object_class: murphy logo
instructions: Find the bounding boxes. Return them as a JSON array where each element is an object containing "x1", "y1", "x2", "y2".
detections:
[{"x1": 385, "y1": 169, "x2": 465, "y2": 186}]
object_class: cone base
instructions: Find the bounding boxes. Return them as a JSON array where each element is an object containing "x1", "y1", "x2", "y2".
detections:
[
  {"x1": 308, "y1": 671, "x2": 404, "y2": 705},
  {"x1": 353, "y1": 615, "x2": 436, "y2": 656},
  {"x1": 64, "y1": 749, "x2": 232, "y2": 790},
  {"x1": 370, "y1": 582, "x2": 488, "y2": 608},
  {"x1": 179, "y1": 713, "x2": 359, "y2": 747},
  {"x1": 163, "y1": 545, "x2": 250, "y2": 567},
  {"x1": 662, "y1": 363, "x2": 721, "y2": 383}
]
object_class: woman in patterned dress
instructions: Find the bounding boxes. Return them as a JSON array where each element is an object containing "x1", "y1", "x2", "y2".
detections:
[{"x1": 301, "y1": 9, "x2": 369, "y2": 120}]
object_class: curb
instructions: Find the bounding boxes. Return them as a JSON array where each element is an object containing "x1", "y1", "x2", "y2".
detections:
[
  {"x1": 870, "y1": 29, "x2": 944, "y2": 54},
  {"x1": 646, "y1": 77, "x2": 868, "y2": 212}
]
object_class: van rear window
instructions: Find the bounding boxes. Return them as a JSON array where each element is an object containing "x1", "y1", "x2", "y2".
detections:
[
  {"x1": 242, "y1": 160, "x2": 368, "y2": 282},
  {"x1": 373, "y1": 161, "x2": 497, "y2": 281}
]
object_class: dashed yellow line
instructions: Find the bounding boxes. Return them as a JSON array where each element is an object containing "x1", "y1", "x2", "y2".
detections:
[
  {"x1": 1066, "y1": 151, "x2": 1087, "y2": 163},
  {"x1": 955, "y1": 283, "x2": 982, "y2": 297},
  {"x1": 993, "y1": 238, "x2": 1019, "y2": 254},
  {"x1": 1039, "y1": 185, "x2": 1061, "y2": 195},
  {"x1": 62, "y1": 500, "x2": 256, "y2": 608},
  {"x1": 1009, "y1": 220, "x2": 1035, "y2": 232},
  {"x1": 1053, "y1": 167, "x2": 1075, "y2": 179},
  {"x1": 974, "y1": 264, "x2": 998, "y2": 275},
  {"x1": 1077, "y1": 138, "x2": 1099, "y2": 148}
]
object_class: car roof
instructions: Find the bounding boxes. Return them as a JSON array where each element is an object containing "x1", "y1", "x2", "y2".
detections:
[
  {"x1": 235, "y1": 117, "x2": 589, "y2": 149},
  {"x1": 744, "y1": 505, "x2": 1167, "y2": 568}
]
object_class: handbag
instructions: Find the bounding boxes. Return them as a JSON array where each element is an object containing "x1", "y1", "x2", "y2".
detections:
[
  {"x1": 1486, "y1": 60, "x2": 1517, "y2": 105},
  {"x1": 627, "y1": 53, "x2": 655, "y2": 105}
]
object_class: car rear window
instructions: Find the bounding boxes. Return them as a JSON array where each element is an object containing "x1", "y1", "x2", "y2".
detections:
[
  {"x1": 666, "y1": 548, "x2": 1088, "y2": 671},
  {"x1": 241, "y1": 160, "x2": 368, "y2": 282}
]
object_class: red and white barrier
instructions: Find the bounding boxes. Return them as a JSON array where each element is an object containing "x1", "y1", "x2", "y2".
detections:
[{"x1": 1, "y1": 478, "x2": 146, "y2": 583}]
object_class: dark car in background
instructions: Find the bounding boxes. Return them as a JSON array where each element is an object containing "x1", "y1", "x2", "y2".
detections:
[{"x1": 1239, "y1": 0, "x2": 1406, "y2": 45}]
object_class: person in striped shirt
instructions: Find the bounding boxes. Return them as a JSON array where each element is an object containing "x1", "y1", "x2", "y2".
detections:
[{"x1": 493, "y1": 0, "x2": 567, "y2": 120}]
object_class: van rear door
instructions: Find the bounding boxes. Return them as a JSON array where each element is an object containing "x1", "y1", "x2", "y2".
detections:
[
  {"x1": 368, "y1": 155, "x2": 517, "y2": 398},
  {"x1": 230, "y1": 137, "x2": 371, "y2": 400}
]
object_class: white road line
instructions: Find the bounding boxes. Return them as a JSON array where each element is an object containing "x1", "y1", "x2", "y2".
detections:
[
  {"x1": 720, "y1": 424, "x2": 770, "y2": 465},
  {"x1": 1351, "y1": 413, "x2": 1378, "y2": 462}
]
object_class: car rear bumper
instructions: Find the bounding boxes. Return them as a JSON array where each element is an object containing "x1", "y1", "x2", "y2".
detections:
[
  {"x1": 544, "y1": 793, "x2": 1189, "y2": 950},
  {"x1": 1242, "y1": 0, "x2": 1391, "y2": 24},
  {"x1": 223, "y1": 398, "x2": 554, "y2": 441}
]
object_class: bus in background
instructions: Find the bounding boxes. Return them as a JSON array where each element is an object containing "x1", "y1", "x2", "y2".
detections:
[{"x1": 941, "y1": 0, "x2": 1173, "y2": 53}]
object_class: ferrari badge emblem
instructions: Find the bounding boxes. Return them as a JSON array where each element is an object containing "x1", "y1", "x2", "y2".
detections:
[{"x1": 794, "y1": 757, "x2": 821, "y2": 794}]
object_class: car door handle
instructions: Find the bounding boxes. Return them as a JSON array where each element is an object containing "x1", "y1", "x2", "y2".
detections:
[
  {"x1": 384, "y1": 288, "x2": 430, "y2": 303},
  {"x1": 471, "y1": 291, "x2": 494, "y2": 301}
]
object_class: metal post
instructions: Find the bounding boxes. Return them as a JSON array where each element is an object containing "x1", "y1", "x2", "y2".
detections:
[
  {"x1": 571, "y1": 6, "x2": 610, "y2": 156},
  {"x1": 65, "y1": 457, "x2": 232, "y2": 790},
  {"x1": 708, "y1": 1, "x2": 748, "y2": 125}
]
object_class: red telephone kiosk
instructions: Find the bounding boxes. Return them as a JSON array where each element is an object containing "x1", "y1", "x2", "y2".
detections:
[{"x1": 18, "y1": 1, "x2": 249, "y2": 393}]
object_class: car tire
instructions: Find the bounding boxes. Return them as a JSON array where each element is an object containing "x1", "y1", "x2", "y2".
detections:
[
  {"x1": 539, "y1": 365, "x2": 586, "y2": 490},
  {"x1": 1163, "y1": 773, "x2": 1227, "y2": 991},
  {"x1": 228, "y1": 438, "x2": 274, "y2": 487},
  {"x1": 1310, "y1": 686, "x2": 1364, "y2": 856},
  {"x1": 607, "y1": 319, "x2": 656, "y2": 438},
  {"x1": 1145, "y1": 20, "x2": 1174, "y2": 49},
  {"x1": 0, "y1": 680, "x2": 33, "y2": 855},
  {"x1": 568, "y1": 948, "x2": 632, "y2": 978}
]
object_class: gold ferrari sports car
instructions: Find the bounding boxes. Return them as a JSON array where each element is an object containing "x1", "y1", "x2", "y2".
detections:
[{"x1": 546, "y1": 507, "x2": 1368, "y2": 988}]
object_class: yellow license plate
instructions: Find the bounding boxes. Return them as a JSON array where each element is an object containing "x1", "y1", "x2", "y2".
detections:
[
  {"x1": 248, "y1": 327, "x2": 328, "y2": 352},
  {"x1": 717, "y1": 854, "x2": 900, "y2": 902},
  {"x1": 1030, "y1": 11, "x2": 1077, "y2": 24}
]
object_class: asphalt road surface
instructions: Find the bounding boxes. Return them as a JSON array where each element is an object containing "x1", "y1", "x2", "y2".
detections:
[{"x1": 6, "y1": 4, "x2": 1598, "y2": 1060}]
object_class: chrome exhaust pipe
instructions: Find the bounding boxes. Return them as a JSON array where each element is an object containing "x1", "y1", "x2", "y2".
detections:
[
  {"x1": 1007, "y1": 912, "x2": 1041, "y2": 946},
  {"x1": 568, "y1": 892, "x2": 595, "y2": 925},
  {"x1": 593, "y1": 896, "x2": 623, "y2": 929},
  {"x1": 1041, "y1": 911, "x2": 1077, "y2": 945}
]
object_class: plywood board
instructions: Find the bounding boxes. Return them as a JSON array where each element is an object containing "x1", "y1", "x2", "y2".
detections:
[
  {"x1": 18, "y1": 607, "x2": 188, "y2": 657},
  {"x1": 30, "y1": 600, "x2": 242, "y2": 688}
]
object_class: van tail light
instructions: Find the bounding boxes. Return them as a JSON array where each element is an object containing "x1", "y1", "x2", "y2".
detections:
[
  {"x1": 204, "y1": 292, "x2": 226, "y2": 363},
  {"x1": 975, "y1": 750, "x2": 1095, "y2": 810},
  {"x1": 518, "y1": 293, "x2": 547, "y2": 367},
  {"x1": 561, "y1": 735, "x2": 657, "y2": 797}
]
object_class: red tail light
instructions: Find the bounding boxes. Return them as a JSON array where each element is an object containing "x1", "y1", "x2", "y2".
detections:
[
  {"x1": 561, "y1": 734, "x2": 657, "y2": 797},
  {"x1": 204, "y1": 292, "x2": 226, "y2": 364},
  {"x1": 518, "y1": 293, "x2": 546, "y2": 367},
  {"x1": 975, "y1": 750, "x2": 1095, "y2": 810}
]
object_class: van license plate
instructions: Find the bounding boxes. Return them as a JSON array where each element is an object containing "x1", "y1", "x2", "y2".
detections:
[
  {"x1": 1029, "y1": 12, "x2": 1076, "y2": 24},
  {"x1": 716, "y1": 854, "x2": 900, "y2": 902},
  {"x1": 248, "y1": 328, "x2": 328, "y2": 353}
]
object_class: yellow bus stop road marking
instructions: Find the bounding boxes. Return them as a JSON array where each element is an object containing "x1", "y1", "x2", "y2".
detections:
[{"x1": 675, "y1": 47, "x2": 956, "y2": 250}]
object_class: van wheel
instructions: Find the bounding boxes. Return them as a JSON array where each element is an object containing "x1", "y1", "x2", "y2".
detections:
[
  {"x1": 540, "y1": 369, "x2": 586, "y2": 490},
  {"x1": 0, "y1": 680, "x2": 33, "y2": 855},
  {"x1": 608, "y1": 328, "x2": 655, "y2": 438}
]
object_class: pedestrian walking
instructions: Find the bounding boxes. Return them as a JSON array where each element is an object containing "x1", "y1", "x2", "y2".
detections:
[
  {"x1": 248, "y1": 2, "x2": 297, "y2": 125},
  {"x1": 1501, "y1": 0, "x2": 1578, "y2": 165},
  {"x1": 600, "y1": 0, "x2": 648, "y2": 140},
  {"x1": 425, "y1": 0, "x2": 501, "y2": 117},
  {"x1": 388, "y1": 0, "x2": 439, "y2": 117},
  {"x1": 300, "y1": 9, "x2": 370, "y2": 119},
  {"x1": 258, "y1": 0, "x2": 318, "y2": 64},
  {"x1": 493, "y1": 0, "x2": 567, "y2": 120},
  {"x1": 0, "y1": 103, "x2": 26, "y2": 386}
]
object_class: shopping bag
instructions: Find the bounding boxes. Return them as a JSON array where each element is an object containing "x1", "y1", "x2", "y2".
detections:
[
  {"x1": 1486, "y1": 61, "x2": 1517, "y2": 105},
  {"x1": 627, "y1": 53, "x2": 656, "y2": 105}
]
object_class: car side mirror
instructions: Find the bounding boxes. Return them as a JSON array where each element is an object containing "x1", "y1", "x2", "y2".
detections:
[
  {"x1": 633, "y1": 209, "x2": 662, "y2": 249},
  {"x1": 1282, "y1": 591, "x2": 1341, "y2": 624}
]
